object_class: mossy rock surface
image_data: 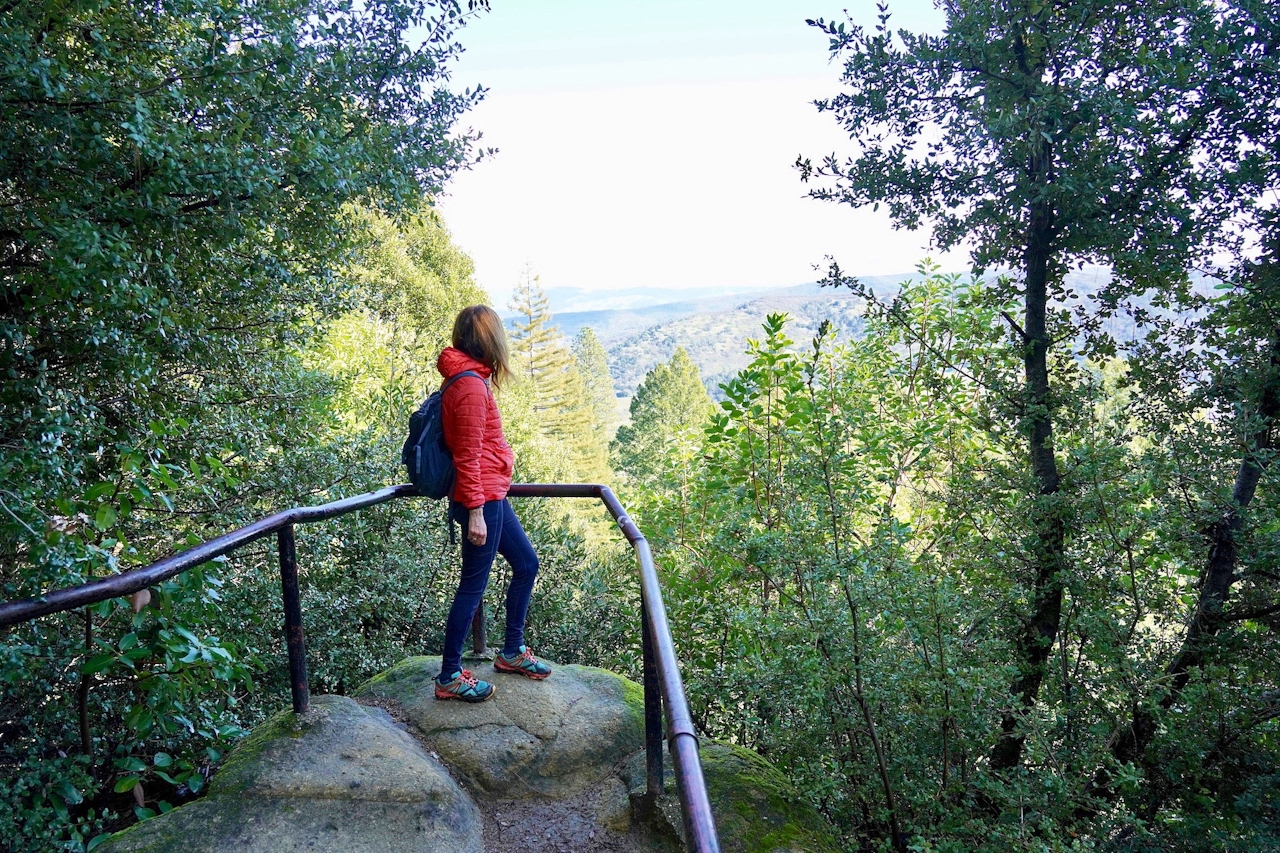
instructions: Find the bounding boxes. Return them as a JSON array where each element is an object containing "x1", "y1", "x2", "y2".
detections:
[
  {"x1": 97, "y1": 663, "x2": 804, "y2": 852},
  {"x1": 97, "y1": 695, "x2": 480, "y2": 853},
  {"x1": 355, "y1": 655, "x2": 644, "y2": 799},
  {"x1": 623, "y1": 741, "x2": 841, "y2": 853}
]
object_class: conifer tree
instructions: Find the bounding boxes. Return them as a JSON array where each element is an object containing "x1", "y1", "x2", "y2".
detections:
[
  {"x1": 508, "y1": 268, "x2": 609, "y2": 480},
  {"x1": 573, "y1": 327, "x2": 620, "y2": 442},
  {"x1": 613, "y1": 347, "x2": 712, "y2": 489}
]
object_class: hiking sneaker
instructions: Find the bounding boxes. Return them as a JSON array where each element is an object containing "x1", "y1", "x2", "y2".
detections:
[
  {"x1": 494, "y1": 646, "x2": 552, "y2": 680},
  {"x1": 434, "y1": 669, "x2": 496, "y2": 703}
]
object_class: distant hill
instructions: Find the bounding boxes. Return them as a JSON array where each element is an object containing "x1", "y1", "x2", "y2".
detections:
[
  {"x1": 561, "y1": 274, "x2": 916, "y2": 395},
  {"x1": 542, "y1": 292, "x2": 758, "y2": 345},
  {"x1": 566, "y1": 265, "x2": 1198, "y2": 397},
  {"x1": 601, "y1": 281, "x2": 871, "y2": 395},
  {"x1": 536, "y1": 282, "x2": 781, "y2": 315}
]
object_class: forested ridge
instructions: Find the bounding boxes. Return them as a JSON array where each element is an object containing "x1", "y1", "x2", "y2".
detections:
[
  {"x1": 588, "y1": 266, "x2": 1172, "y2": 399},
  {"x1": 2, "y1": 1, "x2": 1279, "y2": 852}
]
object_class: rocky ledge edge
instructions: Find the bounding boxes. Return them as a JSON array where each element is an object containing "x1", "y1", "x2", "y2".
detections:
[{"x1": 97, "y1": 656, "x2": 839, "y2": 853}]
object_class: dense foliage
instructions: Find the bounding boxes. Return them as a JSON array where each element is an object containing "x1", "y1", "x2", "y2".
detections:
[
  {"x1": 636, "y1": 0, "x2": 1280, "y2": 848},
  {"x1": 4, "y1": 0, "x2": 1279, "y2": 851},
  {"x1": 624, "y1": 270, "x2": 1279, "y2": 851},
  {"x1": 0, "y1": 2, "x2": 514, "y2": 849}
]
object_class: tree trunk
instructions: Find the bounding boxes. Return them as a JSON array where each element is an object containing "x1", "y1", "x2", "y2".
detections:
[
  {"x1": 990, "y1": 161, "x2": 1068, "y2": 771},
  {"x1": 78, "y1": 609, "x2": 93, "y2": 761},
  {"x1": 1085, "y1": 322, "x2": 1280, "y2": 804}
]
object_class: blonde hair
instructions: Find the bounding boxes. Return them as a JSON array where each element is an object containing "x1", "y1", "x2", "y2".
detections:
[{"x1": 452, "y1": 305, "x2": 512, "y2": 389}]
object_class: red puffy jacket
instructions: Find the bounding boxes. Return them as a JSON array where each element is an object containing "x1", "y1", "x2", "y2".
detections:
[{"x1": 437, "y1": 347, "x2": 515, "y2": 509}]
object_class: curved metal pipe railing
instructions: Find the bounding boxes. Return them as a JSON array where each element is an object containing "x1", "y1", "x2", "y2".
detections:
[{"x1": 0, "y1": 483, "x2": 720, "y2": 852}]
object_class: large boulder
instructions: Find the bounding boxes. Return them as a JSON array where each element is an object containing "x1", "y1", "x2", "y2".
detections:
[
  {"x1": 97, "y1": 659, "x2": 836, "y2": 853},
  {"x1": 97, "y1": 695, "x2": 481, "y2": 853},
  {"x1": 622, "y1": 742, "x2": 842, "y2": 853},
  {"x1": 355, "y1": 655, "x2": 644, "y2": 799}
]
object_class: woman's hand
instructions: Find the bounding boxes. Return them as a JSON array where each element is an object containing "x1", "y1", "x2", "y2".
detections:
[{"x1": 468, "y1": 506, "x2": 487, "y2": 546}]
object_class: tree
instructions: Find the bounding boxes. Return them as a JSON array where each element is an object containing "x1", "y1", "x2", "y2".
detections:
[
  {"x1": 799, "y1": 0, "x2": 1280, "y2": 839},
  {"x1": 573, "y1": 327, "x2": 619, "y2": 442},
  {"x1": 632, "y1": 296, "x2": 1017, "y2": 849},
  {"x1": 628, "y1": 270, "x2": 1280, "y2": 849},
  {"x1": 507, "y1": 269, "x2": 608, "y2": 481},
  {"x1": 613, "y1": 347, "x2": 712, "y2": 494},
  {"x1": 1088, "y1": 2, "x2": 1280, "y2": 803},
  {"x1": 0, "y1": 0, "x2": 486, "y2": 592},
  {"x1": 319, "y1": 207, "x2": 487, "y2": 432},
  {"x1": 0, "y1": 2, "x2": 485, "y2": 847},
  {"x1": 800, "y1": 0, "x2": 1232, "y2": 775}
]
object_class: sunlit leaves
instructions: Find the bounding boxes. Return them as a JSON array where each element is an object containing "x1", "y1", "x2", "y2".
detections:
[
  {"x1": 0, "y1": 1, "x2": 486, "y2": 847},
  {"x1": 632, "y1": 265, "x2": 1280, "y2": 849}
]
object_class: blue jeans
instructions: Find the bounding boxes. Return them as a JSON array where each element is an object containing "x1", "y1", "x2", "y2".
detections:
[{"x1": 440, "y1": 498, "x2": 539, "y2": 679}]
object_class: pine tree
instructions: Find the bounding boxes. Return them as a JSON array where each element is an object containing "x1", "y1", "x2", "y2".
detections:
[
  {"x1": 573, "y1": 327, "x2": 619, "y2": 442},
  {"x1": 508, "y1": 268, "x2": 609, "y2": 480},
  {"x1": 612, "y1": 347, "x2": 712, "y2": 489}
]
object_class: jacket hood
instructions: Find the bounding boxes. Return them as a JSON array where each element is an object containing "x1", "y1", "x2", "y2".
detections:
[{"x1": 437, "y1": 347, "x2": 493, "y2": 380}]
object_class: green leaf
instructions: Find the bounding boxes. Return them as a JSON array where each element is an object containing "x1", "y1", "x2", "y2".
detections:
[
  {"x1": 84, "y1": 482, "x2": 115, "y2": 502},
  {"x1": 55, "y1": 779, "x2": 83, "y2": 805},
  {"x1": 82, "y1": 653, "x2": 116, "y2": 675},
  {"x1": 154, "y1": 466, "x2": 180, "y2": 490},
  {"x1": 94, "y1": 503, "x2": 118, "y2": 530},
  {"x1": 125, "y1": 705, "x2": 155, "y2": 734},
  {"x1": 119, "y1": 755, "x2": 149, "y2": 772}
]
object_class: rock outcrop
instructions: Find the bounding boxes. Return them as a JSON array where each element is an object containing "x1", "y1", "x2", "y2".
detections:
[
  {"x1": 355, "y1": 655, "x2": 644, "y2": 798},
  {"x1": 97, "y1": 656, "x2": 840, "y2": 853},
  {"x1": 622, "y1": 743, "x2": 843, "y2": 853},
  {"x1": 97, "y1": 694, "x2": 481, "y2": 853}
]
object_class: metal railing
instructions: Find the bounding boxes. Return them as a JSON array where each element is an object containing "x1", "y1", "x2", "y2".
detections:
[{"x1": 0, "y1": 483, "x2": 720, "y2": 852}]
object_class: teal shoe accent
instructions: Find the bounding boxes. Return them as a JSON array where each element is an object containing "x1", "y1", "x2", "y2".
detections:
[
  {"x1": 494, "y1": 646, "x2": 552, "y2": 680},
  {"x1": 434, "y1": 669, "x2": 496, "y2": 702}
]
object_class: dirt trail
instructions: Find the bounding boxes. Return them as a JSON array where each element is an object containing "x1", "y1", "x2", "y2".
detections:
[{"x1": 479, "y1": 787, "x2": 657, "y2": 853}]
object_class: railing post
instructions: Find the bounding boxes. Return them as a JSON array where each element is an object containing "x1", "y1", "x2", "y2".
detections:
[
  {"x1": 641, "y1": 600, "x2": 664, "y2": 800},
  {"x1": 277, "y1": 524, "x2": 310, "y2": 714},
  {"x1": 470, "y1": 604, "x2": 487, "y2": 656}
]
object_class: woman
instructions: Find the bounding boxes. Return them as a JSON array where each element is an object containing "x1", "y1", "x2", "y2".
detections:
[{"x1": 434, "y1": 305, "x2": 552, "y2": 703}]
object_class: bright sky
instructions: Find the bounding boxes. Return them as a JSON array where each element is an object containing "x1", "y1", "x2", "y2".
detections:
[{"x1": 430, "y1": 0, "x2": 959, "y2": 305}]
